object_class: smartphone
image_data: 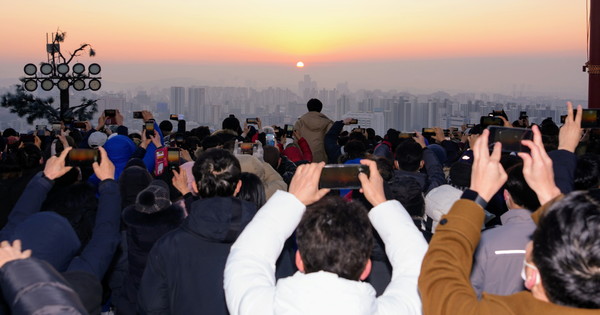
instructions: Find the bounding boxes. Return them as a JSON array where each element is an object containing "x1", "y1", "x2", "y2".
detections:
[
  {"x1": 20, "y1": 134, "x2": 35, "y2": 143},
  {"x1": 238, "y1": 142, "x2": 255, "y2": 155},
  {"x1": 72, "y1": 121, "x2": 87, "y2": 129},
  {"x1": 133, "y1": 111, "x2": 143, "y2": 119},
  {"x1": 144, "y1": 121, "x2": 155, "y2": 136},
  {"x1": 66, "y1": 149, "x2": 101, "y2": 167},
  {"x1": 319, "y1": 164, "x2": 370, "y2": 190},
  {"x1": 169, "y1": 114, "x2": 184, "y2": 121},
  {"x1": 167, "y1": 148, "x2": 180, "y2": 169},
  {"x1": 422, "y1": 128, "x2": 435, "y2": 136},
  {"x1": 480, "y1": 116, "x2": 504, "y2": 128},
  {"x1": 466, "y1": 124, "x2": 475, "y2": 128},
  {"x1": 284, "y1": 124, "x2": 294, "y2": 137},
  {"x1": 62, "y1": 117, "x2": 73, "y2": 125},
  {"x1": 104, "y1": 109, "x2": 116, "y2": 125},
  {"x1": 246, "y1": 118, "x2": 259, "y2": 124},
  {"x1": 36, "y1": 125, "x2": 46, "y2": 136},
  {"x1": 349, "y1": 119, "x2": 358, "y2": 124},
  {"x1": 353, "y1": 128, "x2": 364, "y2": 134},
  {"x1": 399, "y1": 132, "x2": 417, "y2": 139},
  {"x1": 581, "y1": 109, "x2": 600, "y2": 128},
  {"x1": 175, "y1": 134, "x2": 185, "y2": 144},
  {"x1": 487, "y1": 126, "x2": 533, "y2": 153},
  {"x1": 443, "y1": 129, "x2": 450, "y2": 137},
  {"x1": 51, "y1": 122, "x2": 62, "y2": 133},
  {"x1": 560, "y1": 115, "x2": 567, "y2": 124}
]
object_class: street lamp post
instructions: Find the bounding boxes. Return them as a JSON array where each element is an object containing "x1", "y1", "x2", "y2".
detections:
[{"x1": 20, "y1": 32, "x2": 101, "y2": 120}]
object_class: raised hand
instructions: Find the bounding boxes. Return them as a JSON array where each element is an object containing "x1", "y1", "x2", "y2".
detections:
[
  {"x1": 558, "y1": 101, "x2": 583, "y2": 153},
  {"x1": 44, "y1": 146, "x2": 73, "y2": 180},
  {"x1": 470, "y1": 129, "x2": 507, "y2": 202},
  {"x1": 518, "y1": 125, "x2": 561, "y2": 205},
  {"x1": 172, "y1": 169, "x2": 191, "y2": 195},
  {"x1": 288, "y1": 162, "x2": 330, "y2": 205},
  {"x1": 92, "y1": 147, "x2": 115, "y2": 181},
  {"x1": 358, "y1": 159, "x2": 386, "y2": 207}
]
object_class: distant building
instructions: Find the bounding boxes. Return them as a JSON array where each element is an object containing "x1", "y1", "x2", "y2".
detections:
[
  {"x1": 188, "y1": 87, "x2": 206, "y2": 123},
  {"x1": 170, "y1": 86, "x2": 185, "y2": 115},
  {"x1": 342, "y1": 112, "x2": 385, "y2": 137}
]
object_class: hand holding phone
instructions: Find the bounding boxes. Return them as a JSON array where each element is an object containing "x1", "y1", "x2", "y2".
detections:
[
  {"x1": 66, "y1": 148, "x2": 101, "y2": 167},
  {"x1": 144, "y1": 121, "x2": 155, "y2": 136}
]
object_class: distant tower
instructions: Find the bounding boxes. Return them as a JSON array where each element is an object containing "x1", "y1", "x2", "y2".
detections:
[{"x1": 170, "y1": 87, "x2": 185, "y2": 115}]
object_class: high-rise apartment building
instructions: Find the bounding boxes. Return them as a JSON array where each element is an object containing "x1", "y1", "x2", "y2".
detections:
[
  {"x1": 188, "y1": 87, "x2": 206, "y2": 123},
  {"x1": 170, "y1": 86, "x2": 185, "y2": 115}
]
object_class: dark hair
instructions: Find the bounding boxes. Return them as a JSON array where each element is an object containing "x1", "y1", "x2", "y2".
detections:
[
  {"x1": 532, "y1": 190, "x2": 600, "y2": 308},
  {"x1": 449, "y1": 160, "x2": 472, "y2": 189},
  {"x1": 3, "y1": 128, "x2": 17, "y2": 138},
  {"x1": 159, "y1": 120, "x2": 173, "y2": 133},
  {"x1": 307, "y1": 98, "x2": 323, "y2": 112},
  {"x1": 192, "y1": 148, "x2": 241, "y2": 198},
  {"x1": 386, "y1": 175, "x2": 424, "y2": 218},
  {"x1": 16, "y1": 144, "x2": 42, "y2": 170},
  {"x1": 342, "y1": 140, "x2": 367, "y2": 161},
  {"x1": 366, "y1": 128, "x2": 375, "y2": 140},
  {"x1": 504, "y1": 164, "x2": 540, "y2": 211},
  {"x1": 372, "y1": 156, "x2": 394, "y2": 182},
  {"x1": 395, "y1": 140, "x2": 423, "y2": 172},
  {"x1": 201, "y1": 135, "x2": 222, "y2": 150},
  {"x1": 222, "y1": 114, "x2": 243, "y2": 135},
  {"x1": 237, "y1": 172, "x2": 266, "y2": 209},
  {"x1": 296, "y1": 196, "x2": 372, "y2": 281},
  {"x1": 574, "y1": 154, "x2": 600, "y2": 190},
  {"x1": 262, "y1": 145, "x2": 280, "y2": 171}
]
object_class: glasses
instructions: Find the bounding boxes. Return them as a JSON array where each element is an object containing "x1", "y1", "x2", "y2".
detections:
[{"x1": 521, "y1": 259, "x2": 539, "y2": 284}]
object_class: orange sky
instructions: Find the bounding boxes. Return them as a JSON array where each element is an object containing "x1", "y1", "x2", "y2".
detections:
[{"x1": 1, "y1": 0, "x2": 587, "y2": 65}]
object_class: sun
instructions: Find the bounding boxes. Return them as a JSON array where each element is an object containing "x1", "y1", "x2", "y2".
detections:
[{"x1": 296, "y1": 61, "x2": 305, "y2": 68}]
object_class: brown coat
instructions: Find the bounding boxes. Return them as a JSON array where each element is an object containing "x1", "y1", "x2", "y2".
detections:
[
  {"x1": 294, "y1": 111, "x2": 333, "y2": 163},
  {"x1": 418, "y1": 199, "x2": 598, "y2": 315}
]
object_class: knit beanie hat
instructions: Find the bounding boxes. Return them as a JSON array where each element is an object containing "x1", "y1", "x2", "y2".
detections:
[{"x1": 135, "y1": 179, "x2": 172, "y2": 214}]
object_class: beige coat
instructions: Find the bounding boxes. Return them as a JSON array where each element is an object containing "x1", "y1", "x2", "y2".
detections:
[
  {"x1": 418, "y1": 198, "x2": 598, "y2": 315},
  {"x1": 294, "y1": 111, "x2": 333, "y2": 163}
]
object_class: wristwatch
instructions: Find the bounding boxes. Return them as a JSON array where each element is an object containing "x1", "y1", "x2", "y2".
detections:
[{"x1": 461, "y1": 189, "x2": 488, "y2": 209}]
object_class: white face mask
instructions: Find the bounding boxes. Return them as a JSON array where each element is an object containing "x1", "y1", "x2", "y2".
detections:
[{"x1": 521, "y1": 259, "x2": 540, "y2": 289}]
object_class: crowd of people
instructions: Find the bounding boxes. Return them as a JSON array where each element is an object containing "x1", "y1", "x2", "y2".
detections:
[{"x1": 0, "y1": 98, "x2": 598, "y2": 314}]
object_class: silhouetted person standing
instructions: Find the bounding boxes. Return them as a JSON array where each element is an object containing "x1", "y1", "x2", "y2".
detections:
[{"x1": 294, "y1": 99, "x2": 333, "y2": 163}]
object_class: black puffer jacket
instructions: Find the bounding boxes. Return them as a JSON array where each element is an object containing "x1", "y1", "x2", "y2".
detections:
[
  {"x1": 116, "y1": 204, "x2": 184, "y2": 315},
  {"x1": 138, "y1": 197, "x2": 257, "y2": 315}
]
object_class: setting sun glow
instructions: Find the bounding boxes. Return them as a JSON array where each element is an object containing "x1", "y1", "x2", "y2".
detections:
[{"x1": 296, "y1": 61, "x2": 304, "y2": 68}]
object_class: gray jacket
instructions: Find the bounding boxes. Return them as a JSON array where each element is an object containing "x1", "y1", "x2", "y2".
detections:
[{"x1": 470, "y1": 209, "x2": 536, "y2": 298}]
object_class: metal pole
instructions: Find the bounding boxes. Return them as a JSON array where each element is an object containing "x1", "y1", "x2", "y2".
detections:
[
  {"x1": 60, "y1": 88, "x2": 69, "y2": 119},
  {"x1": 589, "y1": 0, "x2": 600, "y2": 108}
]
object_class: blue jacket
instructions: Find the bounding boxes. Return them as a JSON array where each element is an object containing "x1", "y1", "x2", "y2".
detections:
[
  {"x1": 325, "y1": 120, "x2": 345, "y2": 164},
  {"x1": 0, "y1": 172, "x2": 121, "y2": 280}
]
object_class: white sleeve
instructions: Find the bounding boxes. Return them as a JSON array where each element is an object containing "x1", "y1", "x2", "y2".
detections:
[
  {"x1": 224, "y1": 190, "x2": 305, "y2": 315},
  {"x1": 371, "y1": 200, "x2": 429, "y2": 315}
]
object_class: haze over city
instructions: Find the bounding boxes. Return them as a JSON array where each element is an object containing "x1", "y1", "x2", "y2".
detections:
[{"x1": 0, "y1": 1, "x2": 589, "y2": 95}]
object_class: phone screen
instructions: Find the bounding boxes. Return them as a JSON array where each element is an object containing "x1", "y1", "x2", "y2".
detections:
[
  {"x1": 399, "y1": 133, "x2": 416, "y2": 139},
  {"x1": 284, "y1": 124, "x2": 294, "y2": 137},
  {"x1": 422, "y1": 128, "x2": 435, "y2": 135},
  {"x1": 133, "y1": 111, "x2": 143, "y2": 119},
  {"x1": 66, "y1": 149, "x2": 100, "y2": 167},
  {"x1": 170, "y1": 114, "x2": 179, "y2": 121},
  {"x1": 319, "y1": 164, "x2": 370, "y2": 190},
  {"x1": 487, "y1": 126, "x2": 533, "y2": 153},
  {"x1": 480, "y1": 116, "x2": 504, "y2": 127},
  {"x1": 246, "y1": 118, "x2": 258, "y2": 124},
  {"x1": 144, "y1": 122, "x2": 155, "y2": 136},
  {"x1": 581, "y1": 109, "x2": 599, "y2": 128},
  {"x1": 239, "y1": 142, "x2": 254, "y2": 155},
  {"x1": 167, "y1": 149, "x2": 180, "y2": 167}
]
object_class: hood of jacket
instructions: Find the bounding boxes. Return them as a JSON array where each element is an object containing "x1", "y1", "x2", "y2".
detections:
[
  {"x1": 183, "y1": 196, "x2": 257, "y2": 243},
  {"x1": 274, "y1": 271, "x2": 377, "y2": 315},
  {"x1": 12, "y1": 212, "x2": 81, "y2": 272},
  {"x1": 103, "y1": 135, "x2": 137, "y2": 180},
  {"x1": 299, "y1": 112, "x2": 333, "y2": 132}
]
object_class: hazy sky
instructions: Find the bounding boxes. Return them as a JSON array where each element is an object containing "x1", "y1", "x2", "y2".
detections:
[{"x1": 0, "y1": 1, "x2": 590, "y2": 97}]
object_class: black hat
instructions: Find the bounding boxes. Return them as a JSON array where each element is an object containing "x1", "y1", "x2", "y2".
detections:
[{"x1": 135, "y1": 180, "x2": 172, "y2": 214}]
